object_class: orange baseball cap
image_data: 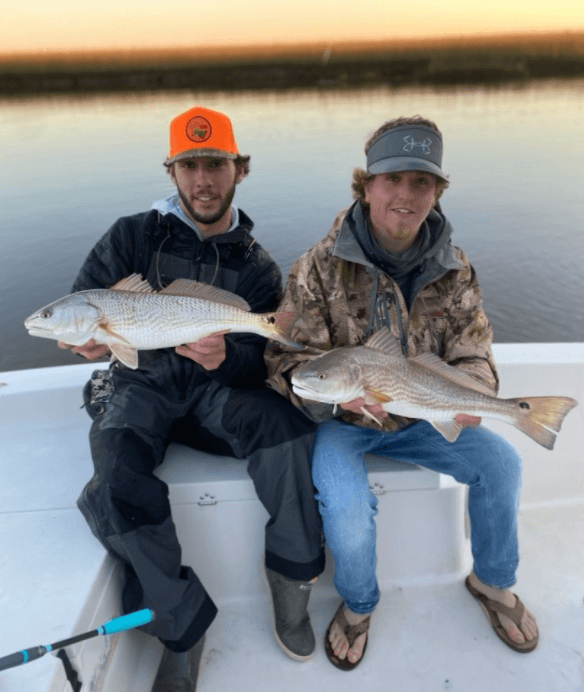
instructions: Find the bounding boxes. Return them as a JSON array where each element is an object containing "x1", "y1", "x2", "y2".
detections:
[{"x1": 166, "y1": 106, "x2": 240, "y2": 165}]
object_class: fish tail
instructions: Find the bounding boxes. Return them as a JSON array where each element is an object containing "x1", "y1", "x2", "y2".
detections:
[
  {"x1": 508, "y1": 396, "x2": 578, "y2": 450},
  {"x1": 262, "y1": 311, "x2": 304, "y2": 350}
]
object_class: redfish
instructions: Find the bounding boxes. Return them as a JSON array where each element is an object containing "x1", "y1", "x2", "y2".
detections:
[
  {"x1": 291, "y1": 328, "x2": 577, "y2": 450},
  {"x1": 25, "y1": 274, "x2": 302, "y2": 369}
]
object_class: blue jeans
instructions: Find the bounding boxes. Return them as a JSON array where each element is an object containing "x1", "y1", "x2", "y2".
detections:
[{"x1": 311, "y1": 419, "x2": 522, "y2": 614}]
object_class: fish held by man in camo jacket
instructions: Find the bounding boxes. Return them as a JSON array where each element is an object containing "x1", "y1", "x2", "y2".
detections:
[
  {"x1": 291, "y1": 328, "x2": 578, "y2": 450},
  {"x1": 24, "y1": 274, "x2": 303, "y2": 370}
]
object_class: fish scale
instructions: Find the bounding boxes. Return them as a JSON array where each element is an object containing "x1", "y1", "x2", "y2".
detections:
[
  {"x1": 366, "y1": 357, "x2": 517, "y2": 422},
  {"x1": 85, "y1": 290, "x2": 259, "y2": 348}
]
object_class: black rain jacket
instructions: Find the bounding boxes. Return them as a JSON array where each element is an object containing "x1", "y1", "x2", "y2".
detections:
[{"x1": 72, "y1": 208, "x2": 282, "y2": 391}]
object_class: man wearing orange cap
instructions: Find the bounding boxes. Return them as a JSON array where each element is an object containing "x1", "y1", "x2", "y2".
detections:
[{"x1": 59, "y1": 106, "x2": 324, "y2": 688}]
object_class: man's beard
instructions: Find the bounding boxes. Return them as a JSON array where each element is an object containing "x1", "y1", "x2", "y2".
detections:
[{"x1": 177, "y1": 181, "x2": 237, "y2": 227}]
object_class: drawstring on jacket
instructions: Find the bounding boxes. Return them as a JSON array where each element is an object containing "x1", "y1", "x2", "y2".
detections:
[
  {"x1": 209, "y1": 242, "x2": 220, "y2": 286},
  {"x1": 155, "y1": 229, "x2": 172, "y2": 290},
  {"x1": 152, "y1": 210, "x2": 259, "y2": 292}
]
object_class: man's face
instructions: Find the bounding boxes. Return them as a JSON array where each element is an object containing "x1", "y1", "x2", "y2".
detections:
[
  {"x1": 364, "y1": 170, "x2": 438, "y2": 253},
  {"x1": 170, "y1": 157, "x2": 243, "y2": 235}
]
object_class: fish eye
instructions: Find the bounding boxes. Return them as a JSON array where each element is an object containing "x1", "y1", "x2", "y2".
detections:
[
  {"x1": 40, "y1": 310, "x2": 52, "y2": 319},
  {"x1": 318, "y1": 374, "x2": 326, "y2": 380}
]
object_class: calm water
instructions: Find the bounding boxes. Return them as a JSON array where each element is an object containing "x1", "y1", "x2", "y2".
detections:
[{"x1": 1, "y1": 80, "x2": 583, "y2": 372}]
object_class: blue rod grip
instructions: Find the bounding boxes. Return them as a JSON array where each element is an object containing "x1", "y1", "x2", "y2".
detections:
[{"x1": 98, "y1": 609, "x2": 154, "y2": 636}]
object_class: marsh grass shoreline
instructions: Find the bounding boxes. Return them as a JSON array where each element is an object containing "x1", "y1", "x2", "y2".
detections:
[{"x1": 2, "y1": 32, "x2": 584, "y2": 95}]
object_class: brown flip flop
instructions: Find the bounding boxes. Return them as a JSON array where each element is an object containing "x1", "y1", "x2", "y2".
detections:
[
  {"x1": 465, "y1": 576, "x2": 538, "y2": 653},
  {"x1": 325, "y1": 601, "x2": 371, "y2": 671}
]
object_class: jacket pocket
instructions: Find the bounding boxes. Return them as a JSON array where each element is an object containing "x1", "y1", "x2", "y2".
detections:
[{"x1": 83, "y1": 369, "x2": 115, "y2": 418}]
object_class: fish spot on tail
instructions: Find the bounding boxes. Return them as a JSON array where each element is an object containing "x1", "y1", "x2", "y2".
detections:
[
  {"x1": 270, "y1": 311, "x2": 296, "y2": 336},
  {"x1": 510, "y1": 396, "x2": 578, "y2": 449}
]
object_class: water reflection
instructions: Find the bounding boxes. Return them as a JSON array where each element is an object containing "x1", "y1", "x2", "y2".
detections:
[{"x1": 1, "y1": 79, "x2": 583, "y2": 370}]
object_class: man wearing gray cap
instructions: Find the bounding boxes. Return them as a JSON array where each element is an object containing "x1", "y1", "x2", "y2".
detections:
[{"x1": 265, "y1": 115, "x2": 538, "y2": 669}]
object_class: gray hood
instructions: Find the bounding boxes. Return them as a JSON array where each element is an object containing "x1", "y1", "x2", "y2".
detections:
[{"x1": 334, "y1": 201, "x2": 463, "y2": 293}]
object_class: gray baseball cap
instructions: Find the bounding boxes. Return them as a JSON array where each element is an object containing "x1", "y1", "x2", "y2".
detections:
[{"x1": 366, "y1": 124, "x2": 448, "y2": 182}]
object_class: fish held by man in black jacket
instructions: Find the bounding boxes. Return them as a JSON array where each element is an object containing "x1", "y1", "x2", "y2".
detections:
[{"x1": 25, "y1": 274, "x2": 303, "y2": 369}]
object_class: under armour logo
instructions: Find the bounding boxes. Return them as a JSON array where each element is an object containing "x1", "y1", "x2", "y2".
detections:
[{"x1": 403, "y1": 135, "x2": 432, "y2": 154}]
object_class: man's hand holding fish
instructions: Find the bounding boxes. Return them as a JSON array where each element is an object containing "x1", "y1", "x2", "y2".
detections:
[
  {"x1": 339, "y1": 397, "x2": 387, "y2": 419},
  {"x1": 57, "y1": 338, "x2": 109, "y2": 361},
  {"x1": 175, "y1": 331, "x2": 228, "y2": 370}
]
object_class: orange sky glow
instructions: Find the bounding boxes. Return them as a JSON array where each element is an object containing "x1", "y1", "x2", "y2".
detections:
[{"x1": 2, "y1": 0, "x2": 584, "y2": 57}]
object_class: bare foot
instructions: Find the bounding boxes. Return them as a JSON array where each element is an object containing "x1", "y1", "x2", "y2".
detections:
[
  {"x1": 328, "y1": 605, "x2": 369, "y2": 664},
  {"x1": 468, "y1": 571, "x2": 538, "y2": 644}
]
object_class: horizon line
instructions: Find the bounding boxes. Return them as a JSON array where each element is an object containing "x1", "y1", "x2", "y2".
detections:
[{"x1": 2, "y1": 28, "x2": 583, "y2": 64}]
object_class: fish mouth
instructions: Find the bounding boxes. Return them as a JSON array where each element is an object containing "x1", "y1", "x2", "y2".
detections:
[
  {"x1": 24, "y1": 317, "x2": 58, "y2": 338},
  {"x1": 25, "y1": 326, "x2": 53, "y2": 337},
  {"x1": 291, "y1": 383, "x2": 318, "y2": 398},
  {"x1": 291, "y1": 382, "x2": 335, "y2": 402}
]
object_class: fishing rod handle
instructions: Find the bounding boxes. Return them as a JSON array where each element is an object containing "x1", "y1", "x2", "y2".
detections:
[
  {"x1": 0, "y1": 646, "x2": 46, "y2": 671},
  {"x1": 99, "y1": 608, "x2": 154, "y2": 635}
]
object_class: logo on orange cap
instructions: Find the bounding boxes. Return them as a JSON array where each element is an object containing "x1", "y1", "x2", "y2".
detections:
[
  {"x1": 186, "y1": 116, "x2": 212, "y2": 143},
  {"x1": 166, "y1": 106, "x2": 239, "y2": 165}
]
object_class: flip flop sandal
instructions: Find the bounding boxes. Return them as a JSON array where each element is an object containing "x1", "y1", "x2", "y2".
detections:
[
  {"x1": 325, "y1": 601, "x2": 371, "y2": 671},
  {"x1": 465, "y1": 576, "x2": 538, "y2": 653}
]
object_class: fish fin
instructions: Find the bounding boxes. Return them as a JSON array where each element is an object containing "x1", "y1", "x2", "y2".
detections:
[
  {"x1": 508, "y1": 396, "x2": 578, "y2": 450},
  {"x1": 365, "y1": 328, "x2": 404, "y2": 357},
  {"x1": 97, "y1": 322, "x2": 132, "y2": 345},
  {"x1": 411, "y1": 353, "x2": 494, "y2": 396},
  {"x1": 159, "y1": 279, "x2": 251, "y2": 311},
  {"x1": 429, "y1": 419, "x2": 463, "y2": 442},
  {"x1": 109, "y1": 344, "x2": 139, "y2": 370},
  {"x1": 360, "y1": 406, "x2": 384, "y2": 427},
  {"x1": 110, "y1": 274, "x2": 154, "y2": 293},
  {"x1": 364, "y1": 388, "x2": 393, "y2": 405}
]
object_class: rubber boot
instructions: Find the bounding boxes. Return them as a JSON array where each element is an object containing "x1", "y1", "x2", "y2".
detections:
[
  {"x1": 151, "y1": 635, "x2": 205, "y2": 692},
  {"x1": 264, "y1": 564, "x2": 316, "y2": 661}
]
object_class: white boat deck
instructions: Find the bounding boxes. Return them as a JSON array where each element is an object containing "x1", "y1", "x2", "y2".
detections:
[
  {"x1": 198, "y1": 501, "x2": 584, "y2": 692},
  {"x1": 1, "y1": 344, "x2": 583, "y2": 692}
]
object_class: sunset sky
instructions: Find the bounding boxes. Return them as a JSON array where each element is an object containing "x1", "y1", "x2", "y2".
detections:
[{"x1": 3, "y1": 0, "x2": 584, "y2": 55}]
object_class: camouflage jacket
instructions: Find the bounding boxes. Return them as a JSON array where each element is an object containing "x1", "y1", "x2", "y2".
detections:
[{"x1": 265, "y1": 203, "x2": 499, "y2": 430}]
